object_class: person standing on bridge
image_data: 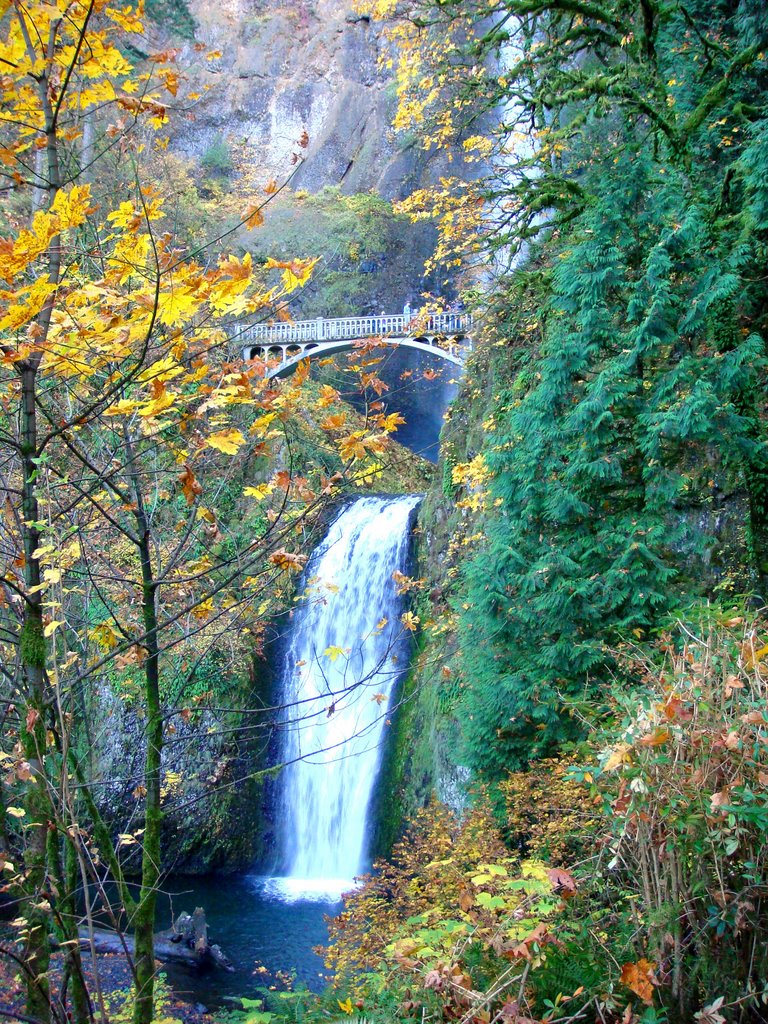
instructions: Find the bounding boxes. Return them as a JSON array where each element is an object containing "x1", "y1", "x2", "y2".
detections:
[{"x1": 403, "y1": 301, "x2": 412, "y2": 325}]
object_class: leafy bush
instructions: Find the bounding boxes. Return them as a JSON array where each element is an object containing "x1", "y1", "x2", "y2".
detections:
[
  {"x1": 201, "y1": 136, "x2": 233, "y2": 176},
  {"x1": 322, "y1": 797, "x2": 568, "y2": 1021},
  {"x1": 578, "y1": 613, "x2": 768, "y2": 1021},
  {"x1": 500, "y1": 756, "x2": 599, "y2": 866}
]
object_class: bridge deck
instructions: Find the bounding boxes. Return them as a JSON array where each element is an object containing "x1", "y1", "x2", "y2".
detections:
[{"x1": 237, "y1": 311, "x2": 469, "y2": 345}]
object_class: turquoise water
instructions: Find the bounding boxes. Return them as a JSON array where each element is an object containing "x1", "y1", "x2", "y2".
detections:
[{"x1": 155, "y1": 874, "x2": 342, "y2": 1008}]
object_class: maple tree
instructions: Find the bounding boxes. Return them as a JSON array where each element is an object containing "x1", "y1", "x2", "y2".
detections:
[{"x1": 0, "y1": 3, "x2": 418, "y2": 1023}]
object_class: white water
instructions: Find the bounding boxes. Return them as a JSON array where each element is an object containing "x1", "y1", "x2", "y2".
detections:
[{"x1": 267, "y1": 495, "x2": 420, "y2": 902}]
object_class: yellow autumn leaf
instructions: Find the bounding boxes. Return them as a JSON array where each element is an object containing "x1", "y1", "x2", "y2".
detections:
[
  {"x1": 264, "y1": 256, "x2": 318, "y2": 292},
  {"x1": 243, "y1": 482, "x2": 275, "y2": 499},
  {"x1": 269, "y1": 549, "x2": 307, "y2": 572},
  {"x1": 0, "y1": 276, "x2": 55, "y2": 331},
  {"x1": 249, "y1": 412, "x2": 279, "y2": 437},
  {"x1": 206, "y1": 429, "x2": 246, "y2": 455},
  {"x1": 603, "y1": 743, "x2": 633, "y2": 771},
  {"x1": 107, "y1": 201, "x2": 140, "y2": 229},
  {"x1": 43, "y1": 620, "x2": 63, "y2": 638},
  {"x1": 157, "y1": 285, "x2": 199, "y2": 326},
  {"x1": 317, "y1": 384, "x2": 339, "y2": 407},
  {"x1": 50, "y1": 183, "x2": 93, "y2": 230},
  {"x1": 324, "y1": 646, "x2": 348, "y2": 662},
  {"x1": 321, "y1": 412, "x2": 347, "y2": 432},
  {"x1": 6, "y1": 807, "x2": 25, "y2": 819},
  {"x1": 137, "y1": 355, "x2": 186, "y2": 383},
  {"x1": 138, "y1": 387, "x2": 176, "y2": 418},
  {"x1": 400, "y1": 611, "x2": 420, "y2": 632},
  {"x1": 102, "y1": 399, "x2": 139, "y2": 417}
]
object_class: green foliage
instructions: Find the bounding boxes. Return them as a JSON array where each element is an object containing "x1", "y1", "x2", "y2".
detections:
[
  {"x1": 145, "y1": 0, "x2": 196, "y2": 40},
  {"x1": 201, "y1": 135, "x2": 234, "y2": 176},
  {"x1": 438, "y1": 1, "x2": 768, "y2": 777},
  {"x1": 244, "y1": 187, "x2": 409, "y2": 317}
]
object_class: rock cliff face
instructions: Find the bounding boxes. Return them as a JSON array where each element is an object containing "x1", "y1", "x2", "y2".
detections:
[{"x1": 173, "y1": 0, "x2": 451, "y2": 201}]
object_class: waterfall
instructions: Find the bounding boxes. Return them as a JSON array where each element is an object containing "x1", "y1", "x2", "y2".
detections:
[{"x1": 267, "y1": 495, "x2": 420, "y2": 901}]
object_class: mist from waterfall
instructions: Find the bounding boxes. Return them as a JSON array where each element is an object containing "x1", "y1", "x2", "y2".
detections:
[{"x1": 267, "y1": 495, "x2": 420, "y2": 901}]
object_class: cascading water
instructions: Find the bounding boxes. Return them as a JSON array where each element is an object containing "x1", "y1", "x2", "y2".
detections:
[{"x1": 267, "y1": 494, "x2": 420, "y2": 901}]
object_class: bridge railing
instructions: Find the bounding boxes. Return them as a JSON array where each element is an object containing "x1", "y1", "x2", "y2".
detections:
[{"x1": 236, "y1": 312, "x2": 471, "y2": 346}]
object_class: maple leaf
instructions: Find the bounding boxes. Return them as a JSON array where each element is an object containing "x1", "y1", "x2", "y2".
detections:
[
  {"x1": 50, "y1": 183, "x2": 95, "y2": 229},
  {"x1": 205, "y1": 429, "x2": 246, "y2": 455},
  {"x1": 106, "y1": 4, "x2": 146, "y2": 32},
  {"x1": 158, "y1": 68, "x2": 180, "y2": 96},
  {"x1": 269, "y1": 549, "x2": 307, "y2": 573},
  {"x1": 103, "y1": 399, "x2": 139, "y2": 418},
  {"x1": 243, "y1": 203, "x2": 265, "y2": 229},
  {"x1": 317, "y1": 384, "x2": 339, "y2": 407},
  {"x1": 157, "y1": 285, "x2": 199, "y2": 326},
  {"x1": 106, "y1": 200, "x2": 141, "y2": 230},
  {"x1": 324, "y1": 646, "x2": 348, "y2": 662},
  {"x1": 178, "y1": 465, "x2": 202, "y2": 505},
  {"x1": 639, "y1": 726, "x2": 671, "y2": 747},
  {"x1": 147, "y1": 47, "x2": 181, "y2": 63},
  {"x1": 619, "y1": 959, "x2": 656, "y2": 1005},
  {"x1": 264, "y1": 256, "x2": 318, "y2": 291},
  {"x1": 376, "y1": 411, "x2": 406, "y2": 432},
  {"x1": 400, "y1": 611, "x2": 420, "y2": 632},
  {"x1": 219, "y1": 252, "x2": 253, "y2": 280},
  {"x1": 243, "y1": 482, "x2": 275, "y2": 500},
  {"x1": 547, "y1": 867, "x2": 577, "y2": 896},
  {"x1": 321, "y1": 412, "x2": 347, "y2": 432},
  {"x1": 138, "y1": 381, "x2": 176, "y2": 418},
  {"x1": 0, "y1": 276, "x2": 55, "y2": 331},
  {"x1": 392, "y1": 569, "x2": 422, "y2": 594}
]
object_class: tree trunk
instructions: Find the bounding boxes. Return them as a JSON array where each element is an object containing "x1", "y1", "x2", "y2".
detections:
[
  {"x1": 128, "y1": 441, "x2": 163, "y2": 1024},
  {"x1": 19, "y1": 364, "x2": 52, "y2": 1024}
]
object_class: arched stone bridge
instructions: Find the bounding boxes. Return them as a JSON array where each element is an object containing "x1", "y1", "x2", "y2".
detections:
[{"x1": 238, "y1": 312, "x2": 472, "y2": 378}]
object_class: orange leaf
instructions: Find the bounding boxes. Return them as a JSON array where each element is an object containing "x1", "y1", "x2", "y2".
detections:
[
  {"x1": 178, "y1": 465, "x2": 202, "y2": 505},
  {"x1": 547, "y1": 867, "x2": 577, "y2": 897},
  {"x1": 269, "y1": 549, "x2": 307, "y2": 573},
  {"x1": 243, "y1": 203, "x2": 265, "y2": 229},
  {"x1": 619, "y1": 960, "x2": 656, "y2": 1005},
  {"x1": 321, "y1": 412, "x2": 347, "y2": 432},
  {"x1": 638, "y1": 727, "x2": 670, "y2": 748}
]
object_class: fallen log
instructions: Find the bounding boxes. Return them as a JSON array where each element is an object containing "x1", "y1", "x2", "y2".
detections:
[{"x1": 74, "y1": 908, "x2": 234, "y2": 972}]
